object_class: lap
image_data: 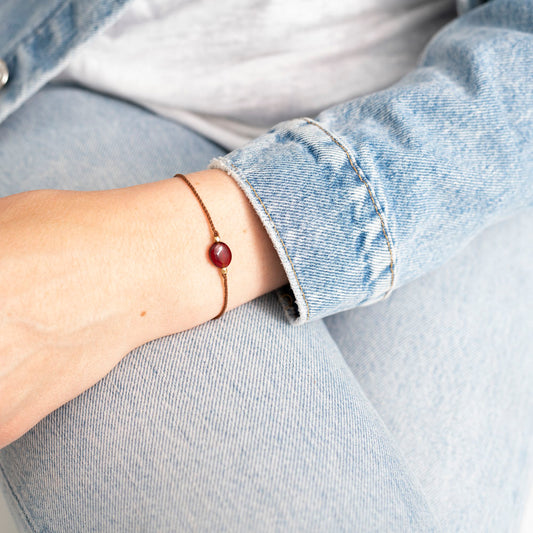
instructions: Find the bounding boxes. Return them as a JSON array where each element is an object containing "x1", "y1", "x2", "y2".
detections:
[
  {"x1": 325, "y1": 208, "x2": 533, "y2": 532},
  {"x1": 0, "y1": 293, "x2": 438, "y2": 532},
  {"x1": 0, "y1": 83, "x2": 531, "y2": 532},
  {"x1": 0, "y1": 83, "x2": 225, "y2": 195},
  {"x1": 0, "y1": 84, "x2": 436, "y2": 532}
]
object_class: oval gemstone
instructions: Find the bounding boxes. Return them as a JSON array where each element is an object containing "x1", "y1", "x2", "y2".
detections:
[{"x1": 209, "y1": 241, "x2": 232, "y2": 268}]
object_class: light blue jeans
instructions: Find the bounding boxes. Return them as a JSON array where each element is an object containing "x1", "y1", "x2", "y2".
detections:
[{"x1": 0, "y1": 83, "x2": 531, "y2": 532}]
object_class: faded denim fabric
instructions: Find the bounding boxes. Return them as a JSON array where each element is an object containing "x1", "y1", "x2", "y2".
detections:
[
  {"x1": 0, "y1": 1, "x2": 531, "y2": 530},
  {"x1": 210, "y1": 0, "x2": 533, "y2": 324},
  {"x1": 0, "y1": 84, "x2": 531, "y2": 533},
  {"x1": 0, "y1": 0, "x2": 131, "y2": 124}
]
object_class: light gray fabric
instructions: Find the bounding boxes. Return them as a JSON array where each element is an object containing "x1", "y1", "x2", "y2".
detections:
[{"x1": 53, "y1": 0, "x2": 457, "y2": 150}]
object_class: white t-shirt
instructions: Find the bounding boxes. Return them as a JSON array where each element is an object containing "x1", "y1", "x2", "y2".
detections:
[{"x1": 54, "y1": 0, "x2": 456, "y2": 150}]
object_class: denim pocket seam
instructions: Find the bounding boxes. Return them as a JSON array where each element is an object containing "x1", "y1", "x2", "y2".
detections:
[
  {"x1": 302, "y1": 117, "x2": 396, "y2": 297},
  {"x1": 226, "y1": 160, "x2": 311, "y2": 321}
]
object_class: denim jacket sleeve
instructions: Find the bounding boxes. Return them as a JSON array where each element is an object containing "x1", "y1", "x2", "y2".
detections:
[
  {"x1": 0, "y1": 0, "x2": 131, "y2": 124},
  {"x1": 209, "y1": 0, "x2": 533, "y2": 325}
]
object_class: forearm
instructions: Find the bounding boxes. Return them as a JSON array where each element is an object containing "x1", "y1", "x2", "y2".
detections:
[
  {"x1": 0, "y1": 171, "x2": 287, "y2": 446},
  {"x1": 117, "y1": 169, "x2": 288, "y2": 344}
]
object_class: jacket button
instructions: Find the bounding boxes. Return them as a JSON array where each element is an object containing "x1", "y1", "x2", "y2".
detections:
[{"x1": 0, "y1": 59, "x2": 9, "y2": 89}]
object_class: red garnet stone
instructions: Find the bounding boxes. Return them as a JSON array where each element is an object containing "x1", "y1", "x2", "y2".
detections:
[{"x1": 209, "y1": 241, "x2": 232, "y2": 268}]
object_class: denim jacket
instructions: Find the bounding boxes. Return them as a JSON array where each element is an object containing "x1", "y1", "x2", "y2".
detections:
[{"x1": 1, "y1": 0, "x2": 531, "y2": 325}]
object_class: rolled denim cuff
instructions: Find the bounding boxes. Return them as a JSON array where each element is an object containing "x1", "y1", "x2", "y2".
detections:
[{"x1": 209, "y1": 118, "x2": 395, "y2": 325}]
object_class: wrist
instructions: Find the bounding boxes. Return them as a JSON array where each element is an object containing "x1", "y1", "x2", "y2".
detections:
[{"x1": 116, "y1": 169, "x2": 288, "y2": 342}]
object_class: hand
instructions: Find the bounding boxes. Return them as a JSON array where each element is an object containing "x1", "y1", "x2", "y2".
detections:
[
  {"x1": 0, "y1": 187, "x2": 161, "y2": 447},
  {"x1": 0, "y1": 172, "x2": 288, "y2": 448}
]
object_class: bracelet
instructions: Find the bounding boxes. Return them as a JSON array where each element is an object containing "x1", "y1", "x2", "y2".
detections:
[{"x1": 174, "y1": 173, "x2": 231, "y2": 320}]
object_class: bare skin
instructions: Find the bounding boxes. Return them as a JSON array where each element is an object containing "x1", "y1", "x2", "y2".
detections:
[{"x1": 0, "y1": 169, "x2": 288, "y2": 448}]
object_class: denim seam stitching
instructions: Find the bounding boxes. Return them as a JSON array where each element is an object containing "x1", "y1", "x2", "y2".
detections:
[
  {"x1": 302, "y1": 117, "x2": 396, "y2": 296},
  {"x1": 0, "y1": 461, "x2": 36, "y2": 533},
  {"x1": 225, "y1": 161, "x2": 311, "y2": 321}
]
